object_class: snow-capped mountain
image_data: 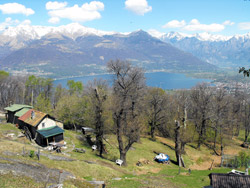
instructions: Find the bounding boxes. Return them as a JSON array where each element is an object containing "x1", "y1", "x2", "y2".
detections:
[
  {"x1": 2, "y1": 23, "x2": 117, "y2": 40},
  {"x1": 0, "y1": 26, "x2": 215, "y2": 78},
  {"x1": 151, "y1": 31, "x2": 250, "y2": 67},
  {"x1": 0, "y1": 23, "x2": 249, "y2": 77}
]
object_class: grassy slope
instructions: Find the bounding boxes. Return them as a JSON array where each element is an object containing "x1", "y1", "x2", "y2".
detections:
[{"x1": 0, "y1": 122, "x2": 249, "y2": 188}]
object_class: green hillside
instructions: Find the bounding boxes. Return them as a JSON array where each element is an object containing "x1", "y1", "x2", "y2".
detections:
[{"x1": 1, "y1": 122, "x2": 248, "y2": 188}]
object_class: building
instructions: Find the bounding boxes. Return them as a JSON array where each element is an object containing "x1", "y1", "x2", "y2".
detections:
[
  {"x1": 18, "y1": 109, "x2": 64, "y2": 147},
  {"x1": 4, "y1": 104, "x2": 32, "y2": 124},
  {"x1": 206, "y1": 173, "x2": 250, "y2": 188}
]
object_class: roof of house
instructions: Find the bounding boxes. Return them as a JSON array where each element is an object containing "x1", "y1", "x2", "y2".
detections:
[
  {"x1": 4, "y1": 104, "x2": 32, "y2": 112},
  {"x1": 37, "y1": 126, "x2": 64, "y2": 138},
  {"x1": 18, "y1": 109, "x2": 47, "y2": 127},
  {"x1": 15, "y1": 108, "x2": 31, "y2": 118},
  {"x1": 209, "y1": 173, "x2": 250, "y2": 188}
]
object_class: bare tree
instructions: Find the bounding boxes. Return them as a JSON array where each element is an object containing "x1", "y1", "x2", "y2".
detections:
[
  {"x1": 209, "y1": 87, "x2": 229, "y2": 155},
  {"x1": 87, "y1": 79, "x2": 108, "y2": 157},
  {"x1": 190, "y1": 83, "x2": 212, "y2": 149},
  {"x1": 175, "y1": 120, "x2": 185, "y2": 167},
  {"x1": 174, "y1": 91, "x2": 193, "y2": 154},
  {"x1": 0, "y1": 75, "x2": 26, "y2": 109},
  {"x1": 107, "y1": 60, "x2": 145, "y2": 166},
  {"x1": 241, "y1": 94, "x2": 250, "y2": 144},
  {"x1": 145, "y1": 87, "x2": 167, "y2": 140}
]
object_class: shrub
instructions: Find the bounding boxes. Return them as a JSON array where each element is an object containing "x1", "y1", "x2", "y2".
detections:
[
  {"x1": 29, "y1": 150, "x2": 35, "y2": 158},
  {"x1": 235, "y1": 151, "x2": 250, "y2": 168}
]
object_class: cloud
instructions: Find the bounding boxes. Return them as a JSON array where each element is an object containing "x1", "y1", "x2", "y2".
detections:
[
  {"x1": 162, "y1": 19, "x2": 234, "y2": 32},
  {"x1": 184, "y1": 19, "x2": 225, "y2": 32},
  {"x1": 46, "y1": 1, "x2": 67, "y2": 10},
  {"x1": 162, "y1": 20, "x2": 186, "y2": 28},
  {"x1": 0, "y1": 3, "x2": 34, "y2": 16},
  {"x1": 0, "y1": 17, "x2": 19, "y2": 31},
  {"x1": 238, "y1": 22, "x2": 250, "y2": 30},
  {"x1": 48, "y1": 17, "x2": 60, "y2": 24},
  {"x1": 21, "y1": 19, "x2": 31, "y2": 25},
  {"x1": 223, "y1": 20, "x2": 234, "y2": 26},
  {"x1": 125, "y1": 0, "x2": 152, "y2": 15},
  {"x1": 147, "y1": 29, "x2": 165, "y2": 38},
  {"x1": 0, "y1": 17, "x2": 32, "y2": 31},
  {"x1": 47, "y1": 1, "x2": 104, "y2": 23}
]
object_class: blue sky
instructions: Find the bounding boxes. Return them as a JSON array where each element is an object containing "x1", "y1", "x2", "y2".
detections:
[{"x1": 0, "y1": 0, "x2": 249, "y2": 36}]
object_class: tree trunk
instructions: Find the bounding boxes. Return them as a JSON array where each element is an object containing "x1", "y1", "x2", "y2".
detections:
[
  {"x1": 73, "y1": 123, "x2": 77, "y2": 132},
  {"x1": 244, "y1": 128, "x2": 249, "y2": 143},
  {"x1": 181, "y1": 142, "x2": 186, "y2": 155},
  {"x1": 213, "y1": 127, "x2": 218, "y2": 150},
  {"x1": 175, "y1": 120, "x2": 183, "y2": 167},
  {"x1": 235, "y1": 123, "x2": 240, "y2": 137},
  {"x1": 197, "y1": 118, "x2": 206, "y2": 149},
  {"x1": 150, "y1": 122, "x2": 156, "y2": 140},
  {"x1": 120, "y1": 151, "x2": 127, "y2": 166}
]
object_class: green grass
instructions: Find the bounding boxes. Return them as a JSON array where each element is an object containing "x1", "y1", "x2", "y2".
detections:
[
  {"x1": 1, "y1": 122, "x2": 250, "y2": 187},
  {"x1": 0, "y1": 173, "x2": 43, "y2": 188},
  {"x1": 162, "y1": 168, "x2": 229, "y2": 188}
]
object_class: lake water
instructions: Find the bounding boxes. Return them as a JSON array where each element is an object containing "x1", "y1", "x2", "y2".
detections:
[{"x1": 53, "y1": 72, "x2": 212, "y2": 90}]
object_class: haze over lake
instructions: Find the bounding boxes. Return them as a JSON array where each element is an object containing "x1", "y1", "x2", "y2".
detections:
[{"x1": 54, "y1": 72, "x2": 212, "y2": 90}]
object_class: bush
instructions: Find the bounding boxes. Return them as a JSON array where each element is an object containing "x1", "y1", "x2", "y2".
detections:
[
  {"x1": 235, "y1": 151, "x2": 250, "y2": 168},
  {"x1": 29, "y1": 150, "x2": 35, "y2": 158}
]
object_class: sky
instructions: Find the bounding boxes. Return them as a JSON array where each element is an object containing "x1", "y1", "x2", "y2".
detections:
[{"x1": 0, "y1": 0, "x2": 249, "y2": 36}]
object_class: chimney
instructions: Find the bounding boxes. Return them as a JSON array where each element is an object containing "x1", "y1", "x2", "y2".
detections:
[{"x1": 31, "y1": 111, "x2": 35, "y2": 119}]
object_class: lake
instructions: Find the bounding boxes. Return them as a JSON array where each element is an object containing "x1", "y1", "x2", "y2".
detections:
[{"x1": 53, "y1": 72, "x2": 212, "y2": 90}]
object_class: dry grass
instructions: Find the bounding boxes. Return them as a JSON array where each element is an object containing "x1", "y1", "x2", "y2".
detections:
[{"x1": 0, "y1": 122, "x2": 249, "y2": 188}]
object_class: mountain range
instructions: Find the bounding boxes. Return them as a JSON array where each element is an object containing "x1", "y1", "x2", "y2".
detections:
[
  {"x1": 0, "y1": 23, "x2": 249, "y2": 78},
  {"x1": 151, "y1": 31, "x2": 250, "y2": 68}
]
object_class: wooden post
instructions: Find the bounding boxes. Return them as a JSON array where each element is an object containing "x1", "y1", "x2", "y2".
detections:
[
  {"x1": 23, "y1": 146, "x2": 25, "y2": 157},
  {"x1": 58, "y1": 170, "x2": 63, "y2": 184},
  {"x1": 209, "y1": 160, "x2": 214, "y2": 170},
  {"x1": 221, "y1": 155, "x2": 224, "y2": 167}
]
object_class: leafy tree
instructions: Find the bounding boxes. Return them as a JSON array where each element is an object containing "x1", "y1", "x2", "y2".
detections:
[
  {"x1": 0, "y1": 70, "x2": 9, "y2": 80},
  {"x1": 25, "y1": 75, "x2": 53, "y2": 106},
  {"x1": 239, "y1": 67, "x2": 250, "y2": 77},
  {"x1": 35, "y1": 93, "x2": 53, "y2": 114},
  {"x1": 53, "y1": 84, "x2": 67, "y2": 109},
  {"x1": 55, "y1": 94, "x2": 88, "y2": 131},
  {"x1": 67, "y1": 80, "x2": 83, "y2": 95}
]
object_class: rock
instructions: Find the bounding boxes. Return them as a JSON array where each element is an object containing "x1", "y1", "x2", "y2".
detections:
[
  {"x1": 112, "y1": 178, "x2": 122, "y2": 181},
  {"x1": 241, "y1": 142, "x2": 249, "y2": 148},
  {"x1": 74, "y1": 148, "x2": 86, "y2": 153},
  {"x1": 136, "y1": 161, "x2": 142, "y2": 166}
]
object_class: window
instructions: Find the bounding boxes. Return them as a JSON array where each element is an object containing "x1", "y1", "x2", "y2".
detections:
[{"x1": 42, "y1": 123, "x2": 45, "y2": 128}]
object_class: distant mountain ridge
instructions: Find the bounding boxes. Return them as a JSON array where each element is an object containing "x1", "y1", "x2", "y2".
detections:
[
  {"x1": 150, "y1": 31, "x2": 250, "y2": 68},
  {"x1": 0, "y1": 24, "x2": 215, "y2": 78}
]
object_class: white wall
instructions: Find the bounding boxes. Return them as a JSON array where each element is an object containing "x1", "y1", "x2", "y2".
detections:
[{"x1": 37, "y1": 117, "x2": 56, "y2": 130}]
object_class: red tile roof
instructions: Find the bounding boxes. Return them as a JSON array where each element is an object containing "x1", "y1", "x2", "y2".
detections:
[{"x1": 18, "y1": 109, "x2": 47, "y2": 127}]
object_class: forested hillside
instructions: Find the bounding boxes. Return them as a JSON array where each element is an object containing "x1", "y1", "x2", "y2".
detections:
[{"x1": 1, "y1": 60, "x2": 250, "y2": 187}]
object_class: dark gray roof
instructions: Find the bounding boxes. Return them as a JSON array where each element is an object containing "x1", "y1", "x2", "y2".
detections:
[{"x1": 209, "y1": 173, "x2": 250, "y2": 188}]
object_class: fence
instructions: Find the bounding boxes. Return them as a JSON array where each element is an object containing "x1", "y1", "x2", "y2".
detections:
[{"x1": 221, "y1": 154, "x2": 250, "y2": 168}]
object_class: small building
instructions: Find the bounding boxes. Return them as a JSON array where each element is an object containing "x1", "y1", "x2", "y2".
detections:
[
  {"x1": 18, "y1": 109, "x2": 64, "y2": 147},
  {"x1": 4, "y1": 104, "x2": 32, "y2": 124},
  {"x1": 206, "y1": 173, "x2": 250, "y2": 188},
  {"x1": 82, "y1": 127, "x2": 95, "y2": 135}
]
